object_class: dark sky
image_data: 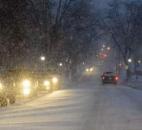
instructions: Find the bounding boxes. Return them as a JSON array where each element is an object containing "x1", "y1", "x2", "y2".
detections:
[
  {"x1": 95, "y1": 0, "x2": 111, "y2": 8},
  {"x1": 94, "y1": 0, "x2": 139, "y2": 9}
]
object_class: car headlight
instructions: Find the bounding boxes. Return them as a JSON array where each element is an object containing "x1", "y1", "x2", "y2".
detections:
[
  {"x1": 23, "y1": 86, "x2": 31, "y2": 96},
  {"x1": 90, "y1": 67, "x2": 94, "y2": 72},
  {"x1": 43, "y1": 80, "x2": 51, "y2": 90},
  {"x1": 22, "y1": 80, "x2": 31, "y2": 96},
  {"x1": 0, "y1": 82, "x2": 3, "y2": 91},
  {"x1": 52, "y1": 77, "x2": 58, "y2": 84},
  {"x1": 85, "y1": 68, "x2": 89, "y2": 72},
  {"x1": 22, "y1": 80, "x2": 31, "y2": 87}
]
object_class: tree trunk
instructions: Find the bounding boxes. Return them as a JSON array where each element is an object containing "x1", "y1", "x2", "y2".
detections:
[{"x1": 126, "y1": 67, "x2": 131, "y2": 81}]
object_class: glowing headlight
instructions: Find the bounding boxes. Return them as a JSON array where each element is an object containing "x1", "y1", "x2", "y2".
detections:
[
  {"x1": 90, "y1": 67, "x2": 94, "y2": 72},
  {"x1": 22, "y1": 80, "x2": 31, "y2": 87},
  {"x1": 23, "y1": 86, "x2": 31, "y2": 96},
  {"x1": 0, "y1": 82, "x2": 3, "y2": 91},
  {"x1": 43, "y1": 80, "x2": 51, "y2": 90},
  {"x1": 85, "y1": 68, "x2": 89, "y2": 72},
  {"x1": 43, "y1": 80, "x2": 50, "y2": 86},
  {"x1": 52, "y1": 77, "x2": 58, "y2": 84},
  {"x1": 22, "y1": 80, "x2": 31, "y2": 96}
]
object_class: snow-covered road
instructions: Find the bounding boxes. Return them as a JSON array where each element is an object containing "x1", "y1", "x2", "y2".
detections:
[{"x1": 0, "y1": 82, "x2": 142, "y2": 130}]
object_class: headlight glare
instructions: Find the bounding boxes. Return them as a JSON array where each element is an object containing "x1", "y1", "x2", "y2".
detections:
[
  {"x1": 43, "y1": 80, "x2": 50, "y2": 86},
  {"x1": 43, "y1": 80, "x2": 51, "y2": 90},
  {"x1": 0, "y1": 83, "x2": 3, "y2": 91},
  {"x1": 52, "y1": 77, "x2": 58, "y2": 84},
  {"x1": 22, "y1": 80, "x2": 31, "y2": 87},
  {"x1": 22, "y1": 80, "x2": 31, "y2": 96},
  {"x1": 23, "y1": 86, "x2": 31, "y2": 96}
]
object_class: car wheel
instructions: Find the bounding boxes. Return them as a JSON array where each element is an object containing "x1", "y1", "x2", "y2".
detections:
[
  {"x1": 0, "y1": 97, "x2": 8, "y2": 107},
  {"x1": 9, "y1": 95, "x2": 16, "y2": 104}
]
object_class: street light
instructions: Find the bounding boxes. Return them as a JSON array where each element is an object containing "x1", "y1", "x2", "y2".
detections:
[
  {"x1": 138, "y1": 60, "x2": 141, "y2": 64},
  {"x1": 40, "y1": 56, "x2": 45, "y2": 61},
  {"x1": 128, "y1": 58, "x2": 132, "y2": 63},
  {"x1": 107, "y1": 47, "x2": 111, "y2": 51},
  {"x1": 59, "y1": 62, "x2": 63, "y2": 67}
]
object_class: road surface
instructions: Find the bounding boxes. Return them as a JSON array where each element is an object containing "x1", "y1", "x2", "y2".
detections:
[{"x1": 0, "y1": 81, "x2": 142, "y2": 130}]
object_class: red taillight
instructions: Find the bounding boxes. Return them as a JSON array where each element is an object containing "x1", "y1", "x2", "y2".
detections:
[
  {"x1": 115, "y1": 76, "x2": 119, "y2": 81},
  {"x1": 102, "y1": 76, "x2": 105, "y2": 80}
]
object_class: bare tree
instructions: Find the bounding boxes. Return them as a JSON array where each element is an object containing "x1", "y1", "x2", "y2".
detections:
[
  {"x1": 0, "y1": 0, "x2": 99, "y2": 77},
  {"x1": 104, "y1": 0, "x2": 142, "y2": 80}
]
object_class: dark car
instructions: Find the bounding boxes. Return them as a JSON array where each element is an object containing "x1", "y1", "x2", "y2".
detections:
[
  {"x1": 101, "y1": 72, "x2": 119, "y2": 85},
  {"x1": 3, "y1": 69, "x2": 39, "y2": 99}
]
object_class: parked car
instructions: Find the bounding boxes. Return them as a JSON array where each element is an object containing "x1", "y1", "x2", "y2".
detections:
[
  {"x1": 36, "y1": 72, "x2": 61, "y2": 92},
  {"x1": 3, "y1": 69, "x2": 39, "y2": 99}
]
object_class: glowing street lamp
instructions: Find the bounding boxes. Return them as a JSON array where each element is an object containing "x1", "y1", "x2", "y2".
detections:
[
  {"x1": 128, "y1": 58, "x2": 132, "y2": 63},
  {"x1": 40, "y1": 56, "x2": 45, "y2": 61},
  {"x1": 138, "y1": 60, "x2": 141, "y2": 64},
  {"x1": 107, "y1": 47, "x2": 111, "y2": 51},
  {"x1": 59, "y1": 62, "x2": 63, "y2": 67}
]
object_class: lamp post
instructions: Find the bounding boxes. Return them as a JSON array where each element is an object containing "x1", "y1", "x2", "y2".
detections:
[
  {"x1": 40, "y1": 56, "x2": 45, "y2": 61},
  {"x1": 128, "y1": 58, "x2": 132, "y2": 63},
  {"x1": 59, "y1": 62, "x2": 63, "y2": 67},
  {"x1": 40, "y1": 56, "x2": 46, "y2": 72}
]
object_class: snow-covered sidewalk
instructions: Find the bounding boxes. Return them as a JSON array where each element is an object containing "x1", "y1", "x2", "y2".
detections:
[
  {"x1": 0, "y1": 87, "x2": 95, "y2": 130},
  {"x1": 126, "y1": 80, "x2": 142, "y2": 90}
]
